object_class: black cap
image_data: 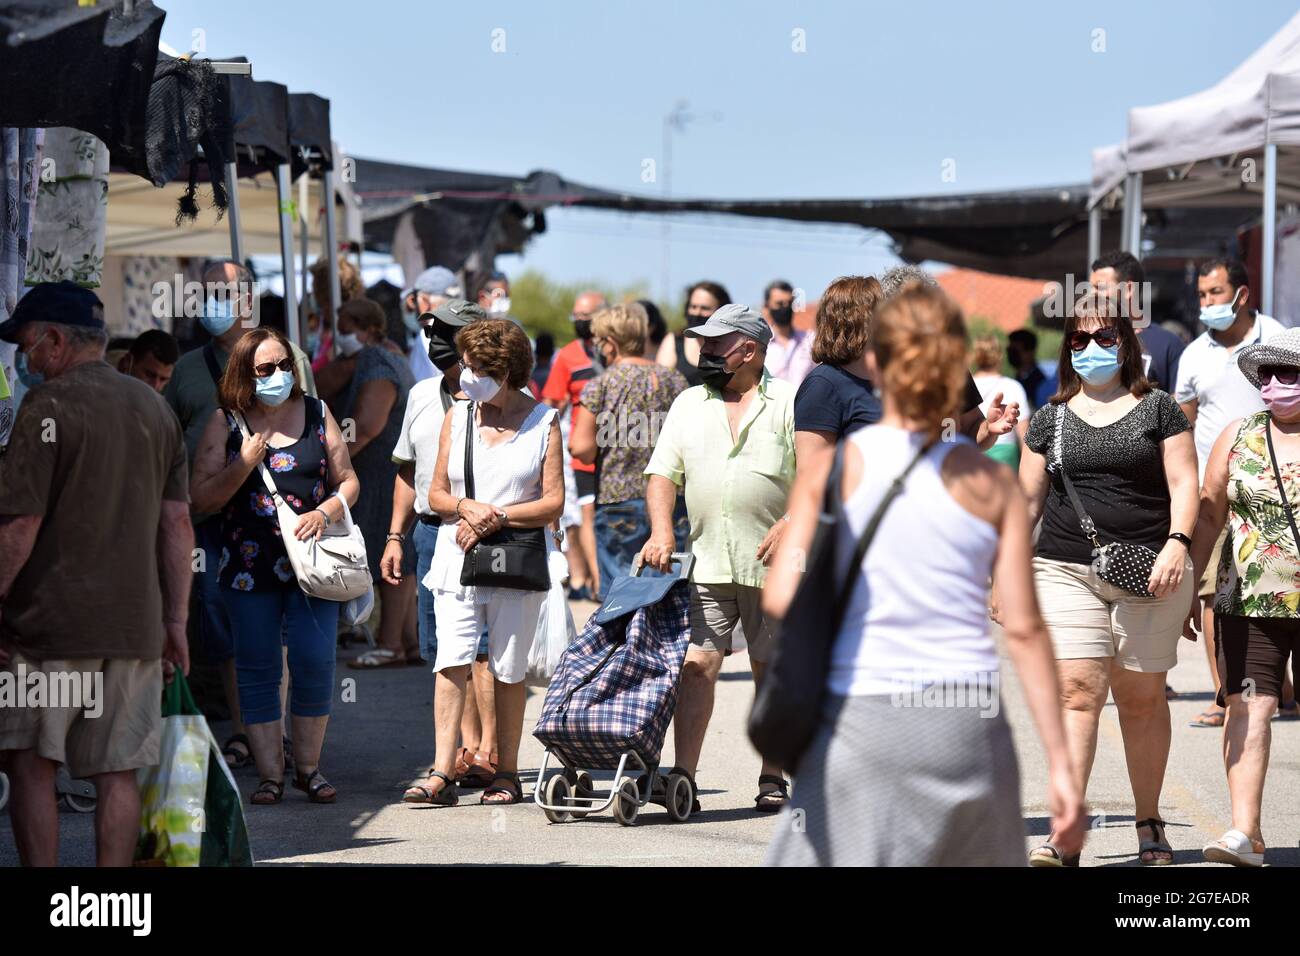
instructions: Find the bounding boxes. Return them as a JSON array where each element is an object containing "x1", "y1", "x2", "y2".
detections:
[
  {"x1": 422, "y1": 297, "x2": 486, "y2": 333},
  {"x1": 0, "y1": 281, "x2": 106, "y2": 344}
]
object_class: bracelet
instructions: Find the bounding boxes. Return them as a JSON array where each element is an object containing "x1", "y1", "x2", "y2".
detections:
[
  {"x1": 316, "y1": 508, "x2": 331, "y2": 527},
  {"x1": 1167, "y1": 532, "x2": 1192, "y2": 548},
  {"x1": 386, "y1": 532, "x2": 405, "y2": 543},
  {"x1": 454, "y1": 497, "x2": 465, "y2": 518}
]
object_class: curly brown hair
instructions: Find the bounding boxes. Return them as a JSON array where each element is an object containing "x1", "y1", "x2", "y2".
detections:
[
  {"x1": 309, "y1": 254, "x2": 363, "y2": 309},
  {"x1": 871, "y1": 282, "x2": 968, "y2": 441},
  {"x1": 219, "y1": 327, "x2": 303, "y2": 414},
  {"x1": 456, "y1": 318, "x2": 534, "y2": 390},
  {"x1": 811, "y1": 275, "x2": 882, "y2": 366}
]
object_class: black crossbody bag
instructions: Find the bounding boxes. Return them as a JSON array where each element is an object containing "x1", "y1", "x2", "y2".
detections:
[
  {"x1": 748, "y1": 439, "x2": 932, "y2": 773},
  {"x1": 1051, "y1": 403, "x2": 1159, "y2": 597},
  {"x1": 458, "y1": 403, "x2": 551, "y2": 591}
]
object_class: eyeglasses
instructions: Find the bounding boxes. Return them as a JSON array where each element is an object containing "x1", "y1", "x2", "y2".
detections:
[
  {"x1": 252, "y1": 358, "x2": 294, "y2": 378},
  {"x1": 1259, "y1": 365, "x2": 1300, "y2": 385},
  {"x1": 1066, "y1": 328, "x2": 1120, "y2": 353}
]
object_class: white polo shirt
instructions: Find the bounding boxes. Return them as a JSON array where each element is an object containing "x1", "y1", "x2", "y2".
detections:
[
  {"x1": 391, "y1": 373, "x2": 456, "y2": 516},
  {"x1": 1174, "y1": 313, "x2": 1284, "y2": 482}
]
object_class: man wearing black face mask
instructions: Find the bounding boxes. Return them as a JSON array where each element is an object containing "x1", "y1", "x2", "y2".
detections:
[
  {"x1": 761, "y1": 280, "x2": 814, "y2": 388},
  {"x1": 641, "y1": 302, "x2": 797, "y2": 814}
]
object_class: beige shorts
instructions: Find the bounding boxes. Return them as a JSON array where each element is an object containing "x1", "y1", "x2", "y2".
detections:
[
  {"x1": 0, "y1": 652, "x2": 161, "y2": 778},
  {"x1": 688, "y1": 582, "x2": 774, "y2": 663},
  {"x1": 1199, "y1": 523, "x2": 1231, "y2": 599},
  {"x1": 1032, "y1": 556, "x2": 1193, "y2": 673}
]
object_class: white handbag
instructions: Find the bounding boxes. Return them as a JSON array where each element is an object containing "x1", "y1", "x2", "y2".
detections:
[{"x1": 232, "y1": 407, "x2": 372, "y2": 602}]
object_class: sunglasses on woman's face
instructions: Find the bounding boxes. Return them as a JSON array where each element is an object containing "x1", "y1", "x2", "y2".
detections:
[
  {"x1": 253, "y1": 357, "x2": 294, "y2": 378},
  {"x1": 1259, "y1": 365, "x2": 1300, "y2": 386},
  {"x1": 1067, "y1": 327, "x2": 1120, "y2": 353}
]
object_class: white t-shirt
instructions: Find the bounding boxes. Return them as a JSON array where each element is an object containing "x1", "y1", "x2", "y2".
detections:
[
  {"x1": 391, "y1": 373, "x2": 455, "y2": 516},
  {"x1": 1174, "y1": 314, "x2": 1284, "y2": 482},
  {"x1": 973, "y1": 374, "x2": 1028, "y2": 447}
]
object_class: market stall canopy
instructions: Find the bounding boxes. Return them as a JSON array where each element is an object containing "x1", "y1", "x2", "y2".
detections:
[
  {"x1": 0, "y1": 0, "x2": 164, "y2": 166},
  {"x1": 288, "y1": 93, "x2": 333, "y2": 178},
  {"x1": 1093, "y1": 11, "x2": 1300, "y2": 210},
  {"x1": 104, "y1": 167, "x2": 359, "y2": 258}
]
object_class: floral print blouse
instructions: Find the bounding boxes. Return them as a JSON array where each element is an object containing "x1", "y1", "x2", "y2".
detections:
[
  {"x1": 1215, "y1": 411, "x2": 1300, "y2": 618},
  {"x1": 218, "y1": 399, "x2": 330, "y2": 592}
]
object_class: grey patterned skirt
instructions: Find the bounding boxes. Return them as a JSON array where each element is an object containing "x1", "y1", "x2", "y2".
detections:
[{"x1": 765, "y1": 692, "x2": 1025, "y2": 867}]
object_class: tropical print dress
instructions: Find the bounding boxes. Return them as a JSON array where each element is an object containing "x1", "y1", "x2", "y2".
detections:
[
  {"x1": 1215, "y1": 411, "x2": 1300, "y2": 618},
  {"x1": 217, "y1": 399, "x2": 330, "y2": 592}
]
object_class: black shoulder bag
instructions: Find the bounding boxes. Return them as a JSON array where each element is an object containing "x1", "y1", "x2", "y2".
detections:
[
  {"x1": 1051, "y1": 402, "x2": 1158, "y2": 597},
  {"x1": 1263, "y1": 416, "x2": 1300, "y2": 556},
  {"x1": 458, "y1": 403, "x2": 551, "y2": 591},
  {"x1": 748, "y1": 438, "x2": 933, "y2": 773}
]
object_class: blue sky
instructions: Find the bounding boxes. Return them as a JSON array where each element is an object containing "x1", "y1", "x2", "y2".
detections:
[{"x1": 161, "y1": 0, "x2": 1297, "y2": 309}]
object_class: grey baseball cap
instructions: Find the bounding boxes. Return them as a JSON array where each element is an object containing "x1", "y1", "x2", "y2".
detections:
[
  {"x1": 682, "y1": 302, "x2": 772, "y2": 346},
  {"x1": 411, "y1": 266, "x2": 461, "y2": 298},
  {"x1": 425, "y1": 297, "x2": 485, "y2": 330}
]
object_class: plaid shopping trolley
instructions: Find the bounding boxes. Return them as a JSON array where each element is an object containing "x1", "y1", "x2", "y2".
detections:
[{"x1": 532, "y1": 553, "x2": 697, "y2": 826}]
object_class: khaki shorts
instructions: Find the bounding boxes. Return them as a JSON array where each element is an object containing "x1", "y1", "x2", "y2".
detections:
[
  {"x1": 1199, "y1": 523, "x2": 1231, "y2": 599},
  {"x1": 1032, "y1": 556, "x2": 1193, "y2": 673},
  {"x1": 688, "y1": 582, "x2": 774, "y2": 663},
  {"x1": 0, "y1": 652, "x2": 161, "y2": 778}
]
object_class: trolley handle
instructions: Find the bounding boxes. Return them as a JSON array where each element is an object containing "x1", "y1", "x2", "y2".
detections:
[{"x1": 631, "y1": 551, "x2": 694, "y2": 581}]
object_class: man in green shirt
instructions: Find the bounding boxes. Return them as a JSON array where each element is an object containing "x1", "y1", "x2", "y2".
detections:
[
  {"x1": 163, "y1": 259, "x2": 316, "y2": 769},
  {"x1": 642, "y1": 303, "x2": 795, "y2": 814}
]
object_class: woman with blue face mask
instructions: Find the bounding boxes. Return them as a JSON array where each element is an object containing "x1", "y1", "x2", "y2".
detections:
[
  {"x1": 189, "y1": 327, "x2": 361, "y2": 807},
  {"x1": 1015, "y1": 290, "x2": 1198, "y2": 867}
]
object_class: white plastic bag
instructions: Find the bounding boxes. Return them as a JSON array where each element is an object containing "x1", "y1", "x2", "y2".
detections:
[{"x1": 527, "y1": 550, "x2": 575, "y2": 685}]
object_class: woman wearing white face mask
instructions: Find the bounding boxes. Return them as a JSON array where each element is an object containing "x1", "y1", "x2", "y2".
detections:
[
  {"x1": 421, "y1": 319, "x2": 565, "y2": 806},
  {"x1": 325, "y1": 299, "x2": 418, "y2": 670},
  {"x1": 190, "y1": 328, "x2": 360, "y2": 806},
  {"x1": 1190, "y1": 329, "x2": 1300, "y2": 866},
  {"x1": 1014, "y1": 290, "x2": 1198, "y2": 866}
]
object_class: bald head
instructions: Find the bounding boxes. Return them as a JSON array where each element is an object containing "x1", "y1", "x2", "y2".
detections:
[{"x1": 573, "y1": 290, "x2": 605, "y2": 319}]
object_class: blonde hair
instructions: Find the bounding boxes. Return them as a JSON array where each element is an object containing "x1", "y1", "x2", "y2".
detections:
[
  {"x1": 309, "y1": 254, "x2": 363, "y2": 309},
  {"x1": 591, "y1": 303, "x2": 647, "y2": 358},
  {"x1": 970, "y1": 334, "x2": 1003, "y2": 372},
  {"x1": 872, "y1": 282, "x2": 968, "y2": 440}
]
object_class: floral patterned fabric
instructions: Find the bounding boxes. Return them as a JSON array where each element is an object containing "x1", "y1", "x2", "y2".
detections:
[
  {"x1": 24, "y1": 128, "x2": 107, "y2": 287},
  {"x1": 1215, "y1": 411, "x2": 1300, "y2": 618},
  {"x1": 218, "y1": 399, "x2": 330, "y2": 592}
]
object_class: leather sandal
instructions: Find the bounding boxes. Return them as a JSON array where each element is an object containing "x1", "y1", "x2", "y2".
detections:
[
  {"x1": 754, "y1": 774, "x2": 790, "y2": 813},
  {"x1": 1029, "y1": 842, "x2": 1080, "y2": 867},
  {"x1": 460, "y1": 751, "x2": 497, "y2": 789},
  {"x1": 250, "y1": 779, "x2": 284, "y2": 805},
  {"x1": 292, "y1": 768, "x2": 337, "y2": 804},
  {"x1": 403, "y1": 770, "x2": 458, "y2": 807},
  {"x1": 1136, "y1": 817, "x2": 1173, "y2": 866},
  {"x1": 480, "y1": 772, "x2": 523, "y2": 805}
]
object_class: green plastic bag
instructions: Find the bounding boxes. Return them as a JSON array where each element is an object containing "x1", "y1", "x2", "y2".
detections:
[{"x1": 135, "y1": 672, "x2": 254, "y2": 867}]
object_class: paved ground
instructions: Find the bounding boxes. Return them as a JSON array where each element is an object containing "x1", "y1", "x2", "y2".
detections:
[{"x1": 2, "y1": 601, "x2": 1297, "y2": 866}]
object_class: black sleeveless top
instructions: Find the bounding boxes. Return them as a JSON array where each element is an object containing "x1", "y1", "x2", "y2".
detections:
[{"x1": 217, "y1": 398, "x2": 330, "y2": 591}]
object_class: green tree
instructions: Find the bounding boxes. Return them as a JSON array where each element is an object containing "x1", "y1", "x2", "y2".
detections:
[{"x1": 510, "y1": 270, "x2": 671, "y2": 344}]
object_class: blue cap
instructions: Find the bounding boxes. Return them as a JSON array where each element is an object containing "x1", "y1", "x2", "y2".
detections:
[
  {"x1": 0, "y1": 281, "x2": 106, "y2": 343},
  {"x1": 412, "y1": 266, "x2": 461, "y2": 298}
]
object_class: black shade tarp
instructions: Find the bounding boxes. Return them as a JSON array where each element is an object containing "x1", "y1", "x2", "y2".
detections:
[
  {"x1": 227, "y1": 74, "x2": 291, "y2": 170},
  {"x1": 288, "y1": 93, "x2": 332, "y2": 178},
  {"x1": 0, "y1": 0, "x2": 164, "y2": 165}
]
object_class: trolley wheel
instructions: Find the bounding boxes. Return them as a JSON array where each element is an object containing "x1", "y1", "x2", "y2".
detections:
[
  {"x1": 541, "y1": 775, "x2": 573, "y2": 825},
  {"x1": 569, "y1": 772, "x2": 594, "y2": 819},
  {"x1": 665, "y1": 773, "x2": 693, "y2": 822},
  {"x1": 612, "y1": 776, "x2": 640, "y2": 827},
  {"x1": 61, "y1": 792, "x2": 96, "y2": 814},
  {"x1": 0, "y1": 771, "x2": 9, "y2": 813}
]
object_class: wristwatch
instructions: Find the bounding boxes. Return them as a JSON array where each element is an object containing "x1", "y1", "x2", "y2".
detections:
[{"x1": 1167, "y1": 532, "x2": 1192, "y2": 548}]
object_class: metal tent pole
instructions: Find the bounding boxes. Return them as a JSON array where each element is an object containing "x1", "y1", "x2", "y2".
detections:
[
  {"x1": 1087, "y1": 205, "x2": 1101, "y2": 273},
  {"x1": 322, "y1": 167, "x2": 341, "y2": 358},
  {"x1": 1126, "y1": 172, "x2": 1144, "y2": 255},
  {"x1": 1263, "y1": 143, "x2": 1278, "y2": 316},
  {"x1": 299, "y1": 173, "x2": 309, "y2": 345},
  {"x1": 225, "y1": 162, "x2": 244, "y2": 264},
  {"x1": 276, "y1": 163, "x2": 300, "y2": 347}
]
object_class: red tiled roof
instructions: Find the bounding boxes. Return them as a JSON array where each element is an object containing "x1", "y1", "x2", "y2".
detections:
[{"x1": 794, "y1": 268, "x2": 1046, "y2": 334}]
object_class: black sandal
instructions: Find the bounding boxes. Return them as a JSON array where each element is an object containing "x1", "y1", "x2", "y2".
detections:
[
  {"x1": 292, "y1": 768, "x2": 337, "y2": 804},
  {"x1": 754, "y1": 774, "x2": 789, "y2": 813},
  {"x1": 480, "y1": 772, "x2": 523, "y2": 805},
  {"x1": 221, "y1": 733, "x2": 253, "y2": 770},
  {"x1": 403, "y1": 770, "x2": 458, "y2": 807},
  {"x1": 250, "y1": 779, "x2": 284, "y2": 805},
  {"x1": 1136, "y1": 817, "x2": 1173, "y2": 866}
]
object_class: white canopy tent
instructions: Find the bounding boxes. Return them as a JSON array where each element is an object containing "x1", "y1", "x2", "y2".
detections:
[{"x1": 1089, "y1": 12, "x2": 1300, "y2": 313}]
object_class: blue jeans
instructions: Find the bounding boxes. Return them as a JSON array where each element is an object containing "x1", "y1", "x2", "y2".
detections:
[
  {"x1": 414, "y1": 518, "x2": 488, "y2": 663},
  {"x1": 594, "y1": 498, "x2": 692, "y2": 600},
  {"x1": 194, "y1": 520, "x2": 234, "y2": 663},
  {"x1": 221, "y1": 585, "x2": 340, "y2": 724}
]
